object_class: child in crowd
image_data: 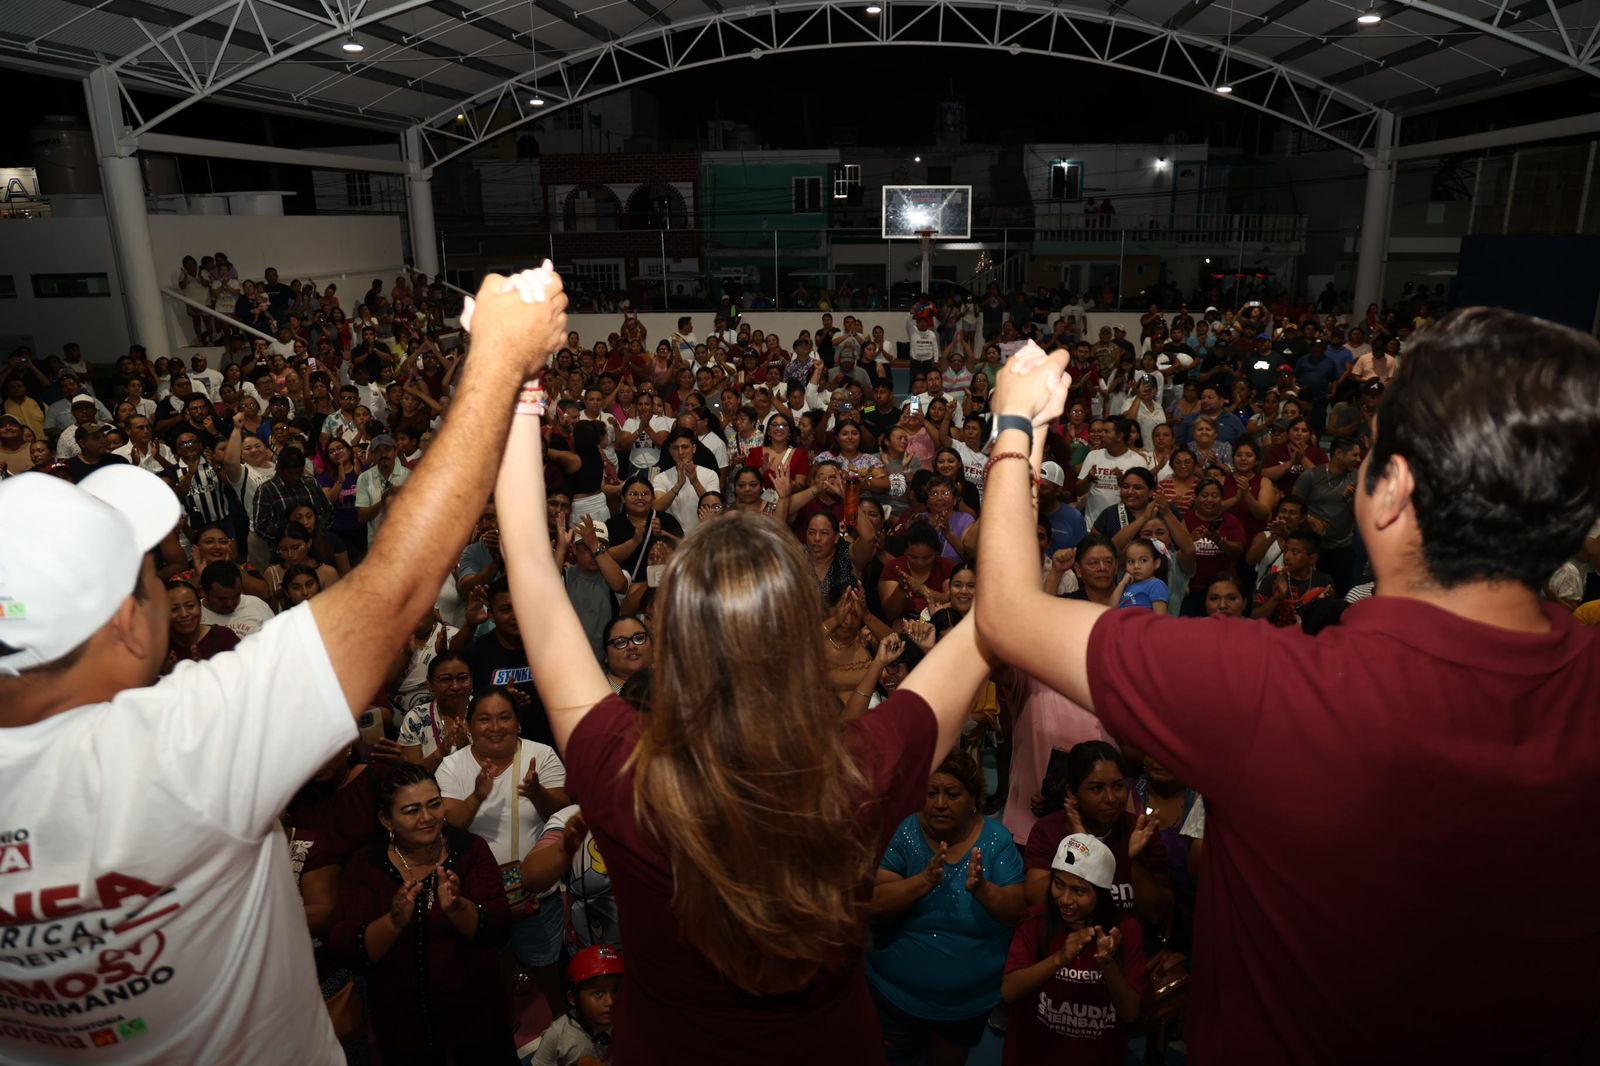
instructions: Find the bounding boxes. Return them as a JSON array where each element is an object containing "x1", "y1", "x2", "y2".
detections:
[
  {"x1": 1002, "y1": 835, "x2": 1145, "y2": 1065},
  {"x1": 1113, "y1": 537, "x2": 1170, "y2": 613},
  {"x1": 529, "y1": 945, "x2": 623, "y2": 1066}
]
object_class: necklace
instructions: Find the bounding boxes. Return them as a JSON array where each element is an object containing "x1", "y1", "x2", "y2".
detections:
[
  {"x1": 825, "y1": 627, "x2": 855, "y2": 651},
  {"x1": 392, "y1": 837, "x2": 442, "y2": 876}
]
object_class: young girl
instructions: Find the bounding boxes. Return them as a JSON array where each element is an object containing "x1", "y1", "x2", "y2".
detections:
[
  {"x1": 1002, "y1": 835, "x2": 1145, "y2": 1065},
  {"x1": 1113, "y1": 537, "x2": 1170, "y2": 614},
  {"x1": 531, "y1": 944, "x2": 622, "y2": 1065}
]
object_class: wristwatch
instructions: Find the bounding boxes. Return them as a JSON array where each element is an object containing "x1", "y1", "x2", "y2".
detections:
[{"x1": 987, "y1": 413, "x2": 1034, "y2": 446}]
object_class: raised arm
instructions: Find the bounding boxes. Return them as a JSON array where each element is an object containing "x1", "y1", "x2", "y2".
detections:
[
  {"x1": 494, "y1": 411, "x2": 613, "y2": 756},
  {"x1": 309, "y1": 271, "x2": 567, "y2": 714},
  {"x1": 896, "y1": 613, "x2": 997, "y2": 772},
  {"x1": 974, "y1": 343, "x2": 1106, "y2": 713}
]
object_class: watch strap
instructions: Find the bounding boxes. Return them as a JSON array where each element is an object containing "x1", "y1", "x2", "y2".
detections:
[{"x1": 991, "y1": 413, "x2": 1034, "y2": 444}]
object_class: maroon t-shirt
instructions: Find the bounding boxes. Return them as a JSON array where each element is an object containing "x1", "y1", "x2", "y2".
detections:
[
  {"x1": 1002, "y1": 909, "x2": 1146, "y2": 1066},
  {"x1": 1086, "y1": 600, "x2": 1600, "y2": 1063},
  {"x1": 565, "y1": 690, "x2": 939, "y2": 1065}
]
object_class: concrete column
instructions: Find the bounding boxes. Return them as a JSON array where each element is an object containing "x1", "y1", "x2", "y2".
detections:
[
  {"x1": 1352, "y1": 111, "x2": 1396, "y2": 317},
  {"x1": 85, "y1": 68, "x2": 168, "y2": 354},
  {"x1": 404, "y1": 127, "x2": 440, "y2": 277}
]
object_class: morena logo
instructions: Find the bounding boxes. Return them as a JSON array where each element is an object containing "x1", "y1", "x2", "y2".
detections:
[{"x1": 0, "y1": 829, "x2": 31, "y2": 876}]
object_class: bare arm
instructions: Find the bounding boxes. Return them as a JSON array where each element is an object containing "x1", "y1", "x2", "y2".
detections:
[
  {"x1": 896, "y1": 613, "x2": 996, "y2": 772},
  {"x1": 494, "y1": 414, "x2": 614, "y2": 756},
  {"x1": 309, "y1": 273, "x2": 567, "y2": 715},
  {"x1": 974, "y1": 344, "x2": 1105, "y2": 713}
]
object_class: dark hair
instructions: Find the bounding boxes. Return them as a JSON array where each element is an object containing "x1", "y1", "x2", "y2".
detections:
[
  {"x1": 603, "y1": 614, "x2": 650, "y2": 648},
  {"x1": 1074, "y1": 533, "x2": 1116, "y2": 561},
  {"x1": 1206, "y1": 572, "x2": 1247, "y2": 598},
  {"x1": 1067, "y1": 740, "x2": 1125, "y2": 792},
  {"x1": 1365, "y1": 309, "x2": 1600, "y2": 589},
  {"x1": 486, "y1": 576, "x2": 512, "y2": 605},
  {"x1": 200, "y1": 561, "x2": 241, "y2": 591},
  {"x1": 664, "y1": 427, "x2": 698, "y2": 451},
  {"x1": 903, "y1": 523, "x2": 941, "y2": 552},
  {"x1": 426, "y1": 652, "x2": 470, "y2": 682},
  {"x1": 1276, "y1": 493, "x2": 1306, "y2": 514},
  {"x1": 1121, "y1": 466, "x2": 1156, "y2": 491},
  {"x1": 1108, "y1": 417, "x2": 1134, "y2": 442},
  {"x1": 1300, "y1": 595, "x2": 1348, "y2": 636},
  {"x1": 1286, "y1": 529, "x2": 1322, "y2": 554},
  {"x1": 931, "y1": 750, "x2": 985, "y2": 809},
  {"x1": 279, "y1": 564, "x2": 321, "y2": 600},
  {"x1": 377, "y1": 762, "x2": 440, "y2": 818},
  {"x1": 1328, "y1": 436, "x2": 1361, "y2": 458},
  {"x1": 468, "y1": 685, "x2": 519, "y2": 722},
  {"x1": 572, "y1": 419, "x2": 606, "y2": 454},
  {"x1": 1125, "y1": 536, "x2": 1169, "y2": 582},
  {"x1": 277, "y1": 521, "x2": 311, "y2": 545},
  {"x1": 164, "y1": 578, "x2": 199, "y2": 598}
]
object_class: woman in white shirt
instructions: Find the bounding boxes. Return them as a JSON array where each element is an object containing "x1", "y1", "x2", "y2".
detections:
[{"x1": 438, "y1": 689, "x2": 572, "y2": 1016}]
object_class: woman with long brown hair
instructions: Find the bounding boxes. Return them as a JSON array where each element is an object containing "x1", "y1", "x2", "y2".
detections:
[{"x1": 493, "y1": 399, "x2": 993, "y2": 1064}]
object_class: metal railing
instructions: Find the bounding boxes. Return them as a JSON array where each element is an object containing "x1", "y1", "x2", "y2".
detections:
[{"x1": 1033, "y1": 213, "x2": 1308, "y2": 245}]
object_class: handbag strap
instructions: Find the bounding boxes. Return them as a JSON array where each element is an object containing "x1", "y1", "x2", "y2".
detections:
[{"x1": 510, "y1": 742, "x2": 521, "y2": 853}]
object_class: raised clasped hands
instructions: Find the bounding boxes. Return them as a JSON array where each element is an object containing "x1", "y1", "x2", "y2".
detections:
[
  {"x1": 459, "y1": 262, "x2": 569, "y2": 377},
  {"x1": 993, "y1": 341, "x2": 1073, "y2": 428}
]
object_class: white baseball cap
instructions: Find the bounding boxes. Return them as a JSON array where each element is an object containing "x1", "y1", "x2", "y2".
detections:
[
  {"x1": 0, "y1": 467, "x2": 180, "y2": 675},
  {"x1": 1039, "y1": 461, "x2": 1066, "y2": 486},
  {"x1": 1052, "y1": 833, "x2": 1116, "y2": 890}
]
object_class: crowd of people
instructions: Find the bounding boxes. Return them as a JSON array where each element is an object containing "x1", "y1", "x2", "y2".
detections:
[{"x1": 2, "y1": 260, "x2": 1599, "y2": 1066}]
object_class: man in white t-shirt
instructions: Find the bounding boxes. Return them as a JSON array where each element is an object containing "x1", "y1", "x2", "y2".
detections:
[
  {"x1": 1074, "y1": 416, "x2": 1146, "y2": 526},
  {"x1": 0, "y1": 271, "x2": 568, "y2": 1066},
  {"x1": 199, "y1": 562, "x2": 275, "y2": 638},
  {"x1": 906, "y1": 309, "x2": 939, "y2": 367}
]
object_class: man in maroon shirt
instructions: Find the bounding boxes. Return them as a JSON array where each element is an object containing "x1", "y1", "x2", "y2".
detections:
[{"x1": 977, "y1": 311, "x2": 1600, "y2": 1064}]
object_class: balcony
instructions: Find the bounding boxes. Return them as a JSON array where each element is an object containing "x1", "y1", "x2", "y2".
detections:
[{"x1": 1032, "y1": 212, "x2": 1308, "y2": 253}]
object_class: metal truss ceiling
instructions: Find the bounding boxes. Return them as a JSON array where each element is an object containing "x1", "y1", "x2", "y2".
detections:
[{"x1": 3, "y1": 0, "x2": 1598, "y2": 162}]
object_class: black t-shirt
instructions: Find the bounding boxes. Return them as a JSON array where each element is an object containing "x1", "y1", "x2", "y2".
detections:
[
  {"x1": 66, "y1": 451, "x2": 130, "y2": 483},
  {"x1": 606, "y1": 512, "x2": 684, "y2": 581},
  {"x1": 464, "y1": 629, "x2": 554, "y2": 746}
]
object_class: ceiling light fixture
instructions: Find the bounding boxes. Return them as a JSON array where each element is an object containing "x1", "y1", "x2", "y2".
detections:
[
  {"x1": 341, "y1": 35, "x2": 364, "y2": 53},
  {"x1": 530, "y1": 94, "x2": 546, "y2": 106},
  {"x1": 1357, "y1": 8, "x2": 1383, "y2": 23},
  {"x1": 866, "y1": 3, "x2": 882, "y2": 12},
  {"x1": 1216, "y1": 84, "x2": 1234, "y2": 93}
]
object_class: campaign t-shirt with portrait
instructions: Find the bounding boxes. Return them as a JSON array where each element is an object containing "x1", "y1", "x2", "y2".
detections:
[
  {"x1": 1075, "y1": 449, "x2": 1146, "y2": 527},
  {"x1": 0, "y1": 604, "x2": 354, "y2": 1065},
  {"x1": 1002, "y1": 911, "x2": 1146, "y2": 1066}
]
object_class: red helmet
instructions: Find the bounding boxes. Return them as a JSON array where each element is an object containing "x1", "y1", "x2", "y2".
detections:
[{"x1": 567, "y1": 944, "x2": 625, "y2": 985}]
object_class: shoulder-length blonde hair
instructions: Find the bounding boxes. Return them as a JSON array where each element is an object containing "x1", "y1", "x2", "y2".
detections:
[{"x1": 632, "y1": 510, "x2": 877, "y2": 994}]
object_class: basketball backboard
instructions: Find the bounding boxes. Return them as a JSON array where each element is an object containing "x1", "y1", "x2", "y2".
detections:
[{"x1": 882, "y1": 185, "x2": 972, "y2": 239}]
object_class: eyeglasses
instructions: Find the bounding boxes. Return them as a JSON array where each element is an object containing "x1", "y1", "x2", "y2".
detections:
[{"x1": 606, "y1": 632, "x2": 650, "y2": 650}]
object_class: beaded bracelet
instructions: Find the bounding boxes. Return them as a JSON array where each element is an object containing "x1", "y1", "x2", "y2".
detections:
[
  {"x1": 984, "y1": 451, "x2": 1031, "y2": 478},
  {"x1": 515, "y1": 379, "x2": 547, "y2": 417}
]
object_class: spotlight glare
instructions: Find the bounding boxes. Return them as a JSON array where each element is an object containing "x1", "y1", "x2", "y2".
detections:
[
  {"x1": 341, "y1": 35, "x2": 364, "y2": 53},
  {"x1": 1216, "y1": 84, "x2": 1234, "y2": 94},
  {"x1": 1357, "y1": 9, "x2": 1382, "y2": 23}
]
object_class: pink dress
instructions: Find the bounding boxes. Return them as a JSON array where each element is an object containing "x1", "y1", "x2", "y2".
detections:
[{"x1": 1002, "y1": 674, "x2": 1115, "y2": 845}]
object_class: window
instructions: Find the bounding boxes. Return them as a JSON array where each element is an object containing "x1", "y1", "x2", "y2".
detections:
[
  {"x1": 32, "y1": 273, "x2": 109, "y2": 298},
  {"x1": 345, "y1": 172, "x2": 373, "y2": 208},
  {"x1": 0, "y1": 275, "x2": 15, "y2": 299},
  {"x1": 566, "y1": 107, "x2": 585, "y2": 131},
  {"x1": 833, "y1": 164, "x2": 862, "y2": 205},
  {"x1": 568, "y1": 259, "x2": 624, "y2": 294},
  {"x1": 1049, "y1": 160, "x2": 1083, "y2": 201},
  {"x1": 793, "y1": 176, "x2": 823, "y2": 214}
]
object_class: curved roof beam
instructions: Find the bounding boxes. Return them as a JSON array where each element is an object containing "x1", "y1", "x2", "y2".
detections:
[{"x1": 413, "y1": 0, "x2": 1389, "y2": 167}]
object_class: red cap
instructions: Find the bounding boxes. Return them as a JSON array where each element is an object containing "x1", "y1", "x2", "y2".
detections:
[{"x1": 567, "y1": 944, "x2": 625, "y2": 985}]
